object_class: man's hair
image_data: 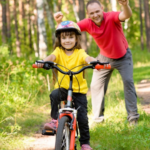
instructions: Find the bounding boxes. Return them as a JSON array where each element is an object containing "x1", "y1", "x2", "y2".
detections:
[{"x1": 86, "y1": 0, "x2": 101, "y2": 10}]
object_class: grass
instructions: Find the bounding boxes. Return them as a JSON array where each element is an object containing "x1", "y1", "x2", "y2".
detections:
[
  {"x1": 0, "y1": 93, "x2": 50, "y2": 150},
  {"x1": 0, "y1": 47, "x2": 150, "y2": 149}
]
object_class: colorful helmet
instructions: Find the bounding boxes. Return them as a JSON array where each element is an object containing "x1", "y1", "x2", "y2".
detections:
[{"x1": 55, "y1": 21, "x2": 81, "y2": 37}]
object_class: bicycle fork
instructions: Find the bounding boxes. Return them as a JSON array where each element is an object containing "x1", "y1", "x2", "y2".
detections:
[{"x1": 57, "y1": 109, "x2": 77, "y2": 150}]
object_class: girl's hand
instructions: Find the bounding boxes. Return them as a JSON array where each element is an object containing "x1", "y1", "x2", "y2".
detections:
[
  {"x1": 117, "y1": 0, "x2": 129, "y2": 6},
  {"x1": 35, "y1": 61, "x2": 44, "y2": 68},
  {"x1": 54, "y1": 12, "x2": 63, "y2": 24}
]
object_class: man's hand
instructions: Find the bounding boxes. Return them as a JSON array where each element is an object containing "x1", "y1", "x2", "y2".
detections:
[
  {"x1": 117, "y1": 0, "x2": 129, "y2": 6},
  {"x1": 54, "y1": 12, "x2": 63, "y2": 24}
]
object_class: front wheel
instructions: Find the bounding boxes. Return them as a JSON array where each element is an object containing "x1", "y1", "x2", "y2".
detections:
[{"x1": 55, "y1": 116, "x2": 70, "y2": 150}]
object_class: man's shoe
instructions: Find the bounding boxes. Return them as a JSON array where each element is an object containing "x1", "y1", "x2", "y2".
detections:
[
  {"x1": 94, "y1": 115, "x2": 104, "y2": 123},
  {"x1": 129, "y1": 118, "x2": 138, "y2": 126},
  {"x1": 81, "y1": 144, "x2": 93, "y2": 150},
  {"x1": 44, "y1": 119, "x2": 57, "y2": 130}
]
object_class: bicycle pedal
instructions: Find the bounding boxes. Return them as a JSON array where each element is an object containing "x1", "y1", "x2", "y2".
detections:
[{"x1": 42, "y1": 129, "x2": 56, "y2": 135}]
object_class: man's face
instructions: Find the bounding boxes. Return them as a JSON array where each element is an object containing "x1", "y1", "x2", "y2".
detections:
[{"x1": 87, "y1": 3, "x2": 104, "y2": 26}]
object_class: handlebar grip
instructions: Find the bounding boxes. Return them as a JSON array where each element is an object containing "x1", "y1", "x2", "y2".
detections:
[
  {"x1": 95, "y1": 64, "x2": 111, "y2": 70},
  {"x1": 32, "y1": 64, "x2": 39, "y2": 68}
]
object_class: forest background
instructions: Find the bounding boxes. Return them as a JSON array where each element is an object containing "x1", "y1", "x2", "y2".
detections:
[{"x1": 0, "y1": 0, "x2": 150, "y2": 150}]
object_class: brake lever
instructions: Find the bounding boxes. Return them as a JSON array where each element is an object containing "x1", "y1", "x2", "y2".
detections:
[
  {"x1": 36, "y1": 60, "x2": 44, "y2": 63},
  {"x1": 90, "y1": 60, "x2": 109, "y2": 67}
]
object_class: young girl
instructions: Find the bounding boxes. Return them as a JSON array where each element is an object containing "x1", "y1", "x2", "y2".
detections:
[{"x1": 37, "y1": 21, "x2": 95, "y2": 150}]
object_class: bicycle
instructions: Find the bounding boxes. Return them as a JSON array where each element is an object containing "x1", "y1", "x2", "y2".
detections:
[{"x1": 32, "y1": 60, "x2": 111, "y2": 150}]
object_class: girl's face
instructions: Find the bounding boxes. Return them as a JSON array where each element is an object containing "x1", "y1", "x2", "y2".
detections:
[{"x1": 60, "y1": 32, "x2": 77, "y2": 50}]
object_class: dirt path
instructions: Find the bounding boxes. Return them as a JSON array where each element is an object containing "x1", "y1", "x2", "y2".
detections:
[
  {"x1": 26, "y1": 80, "x2": 150, "y2": 150},
  {"x1": 136, "y1": 79, "x2": 150, "y2": 114},
  {"x1": 26, "y1": 134, "x2": 55, "y2": 150}
]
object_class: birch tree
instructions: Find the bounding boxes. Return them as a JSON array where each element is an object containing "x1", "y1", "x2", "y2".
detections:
[
  {"x1": 110, "y1": 0, "x2": 117, "y2": 11},
  {"x1": 72, "y1": 0, "x2": 80, "y2": 22},
  {"x1": 27, "y1": 0, "x2": 32, "y2": 49},
  {"x1": 36, "y1": 0, "x2": 47, "y2": 59},
  {"x1": 14, "y1": 0, "x2": 21, "y2": 57}
]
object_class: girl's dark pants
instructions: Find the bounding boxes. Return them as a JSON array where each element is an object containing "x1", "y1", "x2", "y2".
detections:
[{"x1": 50, "y1": 88, "x2": 90, "y2": 146}]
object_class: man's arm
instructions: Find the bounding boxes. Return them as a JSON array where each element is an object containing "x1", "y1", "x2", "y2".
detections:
[{"x1": 118, "y1": 0, "x2": 132, "y2": 21}]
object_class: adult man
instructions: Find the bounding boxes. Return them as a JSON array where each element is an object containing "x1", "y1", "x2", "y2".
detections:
[{"x1": 54, "y1": 0, "x2": 139, "y2": 124}]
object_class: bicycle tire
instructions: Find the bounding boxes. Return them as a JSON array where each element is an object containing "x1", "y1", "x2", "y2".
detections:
[{"x1": 55, "y1": 116, "x2": 71, "y2": 150}]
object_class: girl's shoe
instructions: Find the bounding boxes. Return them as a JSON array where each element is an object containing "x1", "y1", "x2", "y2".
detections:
[
  {"x1": 44, "y1": 119, "x2": 57, "y2": 131},
  {"x1": 81, "y1": 144, "x2": 93, "y2": 150}
]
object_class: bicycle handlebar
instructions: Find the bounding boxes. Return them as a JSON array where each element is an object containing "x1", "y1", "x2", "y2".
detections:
[{"x1": 32, "y1": 61, "x2": 111, "y2": 74}]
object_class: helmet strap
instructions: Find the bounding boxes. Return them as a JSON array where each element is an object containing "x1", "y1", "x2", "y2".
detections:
[{"x1": 66, "y1": 48, "x2": 74, "y2": 51}]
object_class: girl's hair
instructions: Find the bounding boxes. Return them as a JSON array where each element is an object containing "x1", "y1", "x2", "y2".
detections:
[{"x1": 53, "y1": 30, "x2": 82, "y2": 50}]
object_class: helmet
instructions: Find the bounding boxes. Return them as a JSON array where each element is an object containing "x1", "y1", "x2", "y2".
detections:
[{"x1": 55, "y1": 21, "x2": 81, "y2": 37}]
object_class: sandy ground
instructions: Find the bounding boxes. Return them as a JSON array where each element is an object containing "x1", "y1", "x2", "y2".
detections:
[
  {"x1": 136, "y1": 80, "x2": 150, "y2": 114},
  {"x1": 26, "y1": 134, "x2": 55, "y2": 150},
  {"x1": 26, "y1": 80, "x2": 150, "y2": 150}
]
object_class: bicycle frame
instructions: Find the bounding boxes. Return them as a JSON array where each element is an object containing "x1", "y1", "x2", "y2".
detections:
[
  {"x1": 57, "y1": 71, "x2": 78, "y2": 150},
  {"x1": 32, "y1": 60, "x2": 111, "y2": 150}
]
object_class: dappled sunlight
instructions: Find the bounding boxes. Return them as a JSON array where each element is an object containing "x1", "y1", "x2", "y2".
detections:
[{"x1": 134, "y1": 62, "x2": 150, "y2": 68}]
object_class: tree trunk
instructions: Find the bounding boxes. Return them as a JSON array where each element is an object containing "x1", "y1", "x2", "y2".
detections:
[
  {"x1": 44, "y1": 0, "x2": 55, "y2": 44},
  {"x1": 31, "y1": 0, "x2": 38, "y2": 56},
  {"x1": 110, "y1": 0, "x2": 117, "y2": 11},
  {"x1": 27, "y1": 0, "x2": 32, "y2": 50},
  {"x1": 6, "y1": 0, "x2": 12, "y2": 54},
  {"x1": 1, "y1": 0, "x2": 7, "y2": 43},
  {"x1": 21, "y1": 0, "x2": 26, "y2": 44},
  {"x1": 57, "y1": 0, "x2": 62, "y2": 11},
  {"x1": 103, "y1": 0, "x2": 109, "y2": 12},
  {"x1": 139, "y1": 0, "x2": 144, "y2": 50},
  {"x1": 36, "y1": 0, "x2": 47, "y2": 59},
  {"x1": 72, "y1": 0, "x2": 80, "y2": 22},
  {"x1": 143, "y1": 0, "x2": 150, "y2": 51},
  {"x1": 14, "y1": 0, "x2": 21, "y2": 57},
  {"x1": 78, "y1": 0, "x2": 88, "y2": 52}
]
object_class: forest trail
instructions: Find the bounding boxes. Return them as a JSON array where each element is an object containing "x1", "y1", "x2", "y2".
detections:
[
  {"x1": 26, "y1": 80, "x2": 150, "y2": 150},
  {"x1": 26, "y1": 135, "x2": 55, "y2": 150},
  {"x1": 136, "y1": 79, "x2": 150, "y2": 114}
]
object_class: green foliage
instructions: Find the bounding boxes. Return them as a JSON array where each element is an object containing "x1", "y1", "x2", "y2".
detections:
[
  {"x1": 131, "y1": 47, "x2": 150, "y2": 83},
  {"x1": 90, "y1": 120, "x2": 150, "y2": 150},
  {"x1": 0, "y1": 1, "x2": 150, "y2": 149},
  {"x1": 122, "y1": 1, "x2": 146, "y2": 49},
  {"x1": 0, "y1": 46, "x2": 53, "y2": 149}
]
